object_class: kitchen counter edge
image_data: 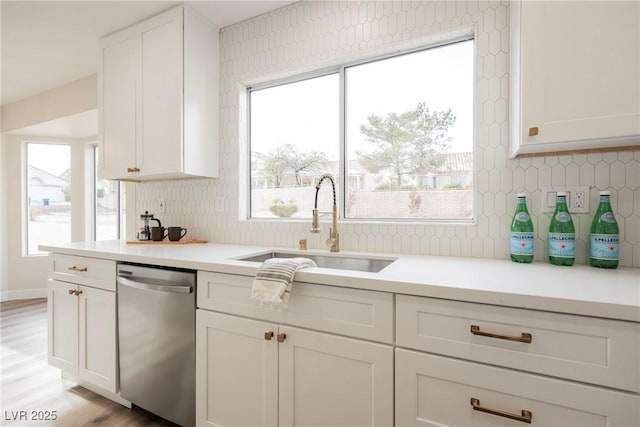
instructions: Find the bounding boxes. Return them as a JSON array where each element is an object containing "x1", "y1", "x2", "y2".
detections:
[{"x1": 40, "y1": 241, "x2": 640, "y2": 323}]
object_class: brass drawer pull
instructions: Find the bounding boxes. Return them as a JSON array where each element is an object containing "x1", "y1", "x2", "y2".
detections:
[
  {"x1": 471, "y1": 398, "x2": 532, "y2": 424},
  {"x1": 127, "y1": 167, "x2": 141, "y2": 173},
  {"x1": 470, "y1": 325, "x2": 532, "y2": 343},
  {"x1": 68, "y1": 266, "x2": 88, "y2": 272},
  {"x1": 264, "y1": 331, "x2": 274, "y2": 341},
  {"x1": 276, "y1": 333, "x2": 287, "y2": 343}
]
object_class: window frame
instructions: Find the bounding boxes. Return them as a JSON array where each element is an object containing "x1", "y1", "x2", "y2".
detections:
[{"x1": 246, "y1": 35, "x2": 476, "y2": 224}]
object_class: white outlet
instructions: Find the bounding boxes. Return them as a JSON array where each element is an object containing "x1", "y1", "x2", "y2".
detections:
[
  {"x1": 541, "y1": 186, "x2": 589, "y2": 213},
  {"x1": 573, "y1": 190, "x2": 586, "y2": 209},
  {"x1": 158, "y1": 199, "x2": 166, "y2": 214}
]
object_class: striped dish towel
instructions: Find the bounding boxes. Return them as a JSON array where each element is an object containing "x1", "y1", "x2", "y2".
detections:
[{"x1": 250, "y1": 257, "x2": 317, "y2": 308}]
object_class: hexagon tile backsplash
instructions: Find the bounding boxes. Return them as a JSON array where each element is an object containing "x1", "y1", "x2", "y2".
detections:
[{"x1": 138, "y1": 1, "x2": 640, "y2": 267}]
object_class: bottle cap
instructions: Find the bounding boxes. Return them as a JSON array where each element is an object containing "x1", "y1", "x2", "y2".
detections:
[
  {"x1": 517, "y1": 192, "x2": 526, "y2": 197},
  {"x1": 599, "y1": 190, "x2": 611, "y2": 196},
  {"x1": 557, "y1": 191, "x2": 567, "y2": 197}
]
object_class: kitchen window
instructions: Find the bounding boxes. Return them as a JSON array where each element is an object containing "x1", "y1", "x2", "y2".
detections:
[
  {"x1": 248, "y1": 38, "x2": 474, "y2": 221},
  {"x1": 25, "y1": 142, "x2": 72, "y2": 255},
  {"x1": 93, "y1": 146, "x2": 125, "y2": 240}
]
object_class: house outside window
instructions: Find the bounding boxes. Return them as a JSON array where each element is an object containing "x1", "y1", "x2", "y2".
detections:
[{"x1": 26, "y1": 142, "x2": 72, "y2": 255}]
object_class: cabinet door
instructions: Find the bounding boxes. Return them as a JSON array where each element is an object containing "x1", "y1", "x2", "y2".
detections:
[
  {"x1": 511, "y1": 0, "x2": 640, "y2": 156},
  {"x1": 396, "y1": 349, "x2": 640, "y2": 427},
  {"x1": 137, "y1": 7, "x2": 183, "y2": 177},
  {"x1": 77, "y1": 286, "x2": 117, "y2": 393},
  {"x1": 98, "y1": 28, "x2": 136, "y2": 179},
  {"x1": 196, "y1": 310, "x2": 278, "y2": 427},
  {"x1": 47, "y1": 280, "x2": 78, "y2": 373},
  {"x1": 279, "y1": 326, "x2": 393, "y2": 427}
]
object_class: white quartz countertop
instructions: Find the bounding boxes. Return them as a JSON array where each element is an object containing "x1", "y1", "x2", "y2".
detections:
[{"x1": 40, "y1": 240, "x2": 640, "y2": 322}]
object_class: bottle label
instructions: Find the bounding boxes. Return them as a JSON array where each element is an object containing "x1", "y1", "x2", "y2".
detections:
[
  {"x1": 590, "y1": 234, "x2": 619, "y2": 260},
  {"x1": 549, "y1": 233, "x2": 575, "y2": 257},
  {"x1": 511, "y1": 232, "x2": 534, "y2": 255},
  {"x1": 515, "y1": 212, "x2": 530, "y2": 222},
  {"x1": 554, "y1": 212, "x2": 571, "y2": 223},
  {"x1": 600, "y1": 212, "x2": 616, "y2": 223}
]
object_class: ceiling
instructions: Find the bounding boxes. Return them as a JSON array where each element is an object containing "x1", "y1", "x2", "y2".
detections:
[{"x1": 1, "y1": 0, "x2": 296, "y2": 109}]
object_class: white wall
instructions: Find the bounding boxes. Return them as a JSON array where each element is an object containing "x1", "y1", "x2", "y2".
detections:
[
  {"x1": 138, "y1": 0, "x2": 639, "y2": 267},
  {"x1": 1, "y1": 74, "x2": 97, "y2": 133},
  {"x1": 1, "y1": 77, "x2": 96, "y2": 301}
]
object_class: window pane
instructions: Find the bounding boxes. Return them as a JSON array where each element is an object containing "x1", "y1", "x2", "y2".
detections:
[
  {"x1": 96, "y1": 180, "x2": 122, "y2": 240},
  {"x1": 250, "y1": 74, "x2": 339, "y2": 218},
  {"x1": 27, "y1": 143, "x2": 71, "y2": 255},
  {"x1": 345, "y1": 40, "x2": 474, "y2": 220},
  {"x1": 94, "y1": 147, "x2": 122, "y2": 240}
]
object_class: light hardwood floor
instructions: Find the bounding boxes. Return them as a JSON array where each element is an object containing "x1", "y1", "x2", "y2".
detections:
[{"x1": 0, "y1": 298, "x2": 176, "y2": 426}]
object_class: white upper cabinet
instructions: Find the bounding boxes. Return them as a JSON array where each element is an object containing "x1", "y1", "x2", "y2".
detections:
[
  {"x1": 510, "y1": 0, "x2": 640, "y2": 157},
  {"x1": 98, "y1": 6, "x2": 219, "y2": 181}
]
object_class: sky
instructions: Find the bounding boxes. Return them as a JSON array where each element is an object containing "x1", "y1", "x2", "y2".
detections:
[
  {"x1": 251, "y1": 39, "x2": 474, "y2": 159},
  {"x1": 28, "y1": 143, "x2": 70, "y2": 176}
]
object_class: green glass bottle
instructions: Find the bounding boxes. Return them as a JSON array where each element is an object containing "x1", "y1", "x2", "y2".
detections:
[
  {"x1": 590, "y1": 191, "x2": 619, "y2": 269},
  {"x1": 548, "y1": 192, "x2": 575, "y2": 266},
  {"x1": 510, "y1": 193, "x2": 534, "y2": 263}
]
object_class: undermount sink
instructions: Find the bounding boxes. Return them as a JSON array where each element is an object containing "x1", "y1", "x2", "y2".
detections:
[{"x1": 238, "y1": 251, "x2": 397, "y2": 273}]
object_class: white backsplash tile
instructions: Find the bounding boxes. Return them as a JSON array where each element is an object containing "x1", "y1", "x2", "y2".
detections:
[{"x1": 138, "y1": 0, "x2": 640, "y2": 267}]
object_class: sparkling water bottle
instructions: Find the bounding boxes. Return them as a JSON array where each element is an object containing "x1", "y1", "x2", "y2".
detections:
[
  {"x1": 590, "y1": 191, "x2": 619, "y2": 269},
  {"x1": 510, "y1": 193, "x2": 534, "y2": 263},
  {"x1": 549, "y1": 192, "x2": 575, "y2": 266}
]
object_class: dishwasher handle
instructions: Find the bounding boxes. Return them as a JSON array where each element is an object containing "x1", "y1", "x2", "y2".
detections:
[{"x1": 117, "y1": 276, "x2": 193, "y2": 294}]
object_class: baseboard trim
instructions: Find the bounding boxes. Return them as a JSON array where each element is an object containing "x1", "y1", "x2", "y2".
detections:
[{"x1": 0, "y1": 287, "x2": 47, "y2": 302}]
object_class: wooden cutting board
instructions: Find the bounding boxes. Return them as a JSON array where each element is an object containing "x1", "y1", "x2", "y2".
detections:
[{"x1": 126, "y1": 239, "x2": 208, "y2": 245}]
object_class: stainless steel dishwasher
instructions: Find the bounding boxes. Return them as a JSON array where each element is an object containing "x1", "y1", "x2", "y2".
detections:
[{"x1": 117, "y1": 263, "x2": 195, "y2": 427}]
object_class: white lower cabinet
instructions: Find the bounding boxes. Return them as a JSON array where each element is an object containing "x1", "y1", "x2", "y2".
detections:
[
  {"x1": 47, "y1": 254, "x2": 118, "y2": 395},
  {"x1": 196, "y1": 310, "x2": 278, "y2": 427},
  {"x1": 196, "y1": 309, "x2": 393, "y2": 427},
  {"x1": 396, "y1": 349, "x2": 639, "y2": 427},
  {"x1": 48, "y1": 280, "x2": 117, "y2": 393},
  {"x1": 395, "y1": 295, "x2": 640, "y2": 427},
  {"x1": 278, "y1": 324, "x2": 393, "y2": 427}
]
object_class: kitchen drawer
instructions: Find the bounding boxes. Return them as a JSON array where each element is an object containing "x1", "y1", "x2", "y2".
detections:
[
  {"x1": 396, "y1": 295, "x2": 640, "y2": 392},
  {"x1": 396, "y1": 349, "x2": 639, "y2": 427},
  {"x1": 197, "y1": 271, "x2": 393, "y2": 343},
  {"x1": 50, "y1": 254, "x2": 116, "y2": 292}
]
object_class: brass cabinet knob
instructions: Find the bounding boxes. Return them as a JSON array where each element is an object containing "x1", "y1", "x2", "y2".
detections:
[
  {"x1": 264, "y1": 331, "x2": 274, "y2": 341},
  {"x1": 68, "y1": 289, "x2": 75, "y2": 295},
  {"x1": 528, "y1": 127, "x2": 539, "y2": 136},
  {"x1": 276, "y1": 333, "x2": 287, "y2": 343},
  {"x1": 76, "y1": 289, "x2": 83, "y2": 296}
]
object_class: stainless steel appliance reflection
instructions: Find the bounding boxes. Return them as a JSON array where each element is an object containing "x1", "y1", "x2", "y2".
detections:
[{"x1": 117, "y1": 263, "x2": 195, "y2": 426}]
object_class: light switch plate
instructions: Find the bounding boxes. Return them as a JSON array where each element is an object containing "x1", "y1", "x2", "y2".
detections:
[{"x1": 541, "y1": 186, "x2": 589, "y2": 213}]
